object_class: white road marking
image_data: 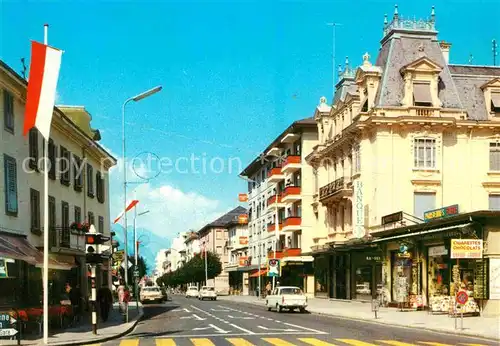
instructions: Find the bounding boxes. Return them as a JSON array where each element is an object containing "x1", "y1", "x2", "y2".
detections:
[
  {"x1": 173, "y1": 308, "x2": 191, "y2": 313},
  {"x1": 282, "y1": 322, "x2": 328, "y2": 334},
  {"x1": 166, "y1": 331, "x2": 325, "y2": 338},
  {"x1": 192, "y1": 324, "x2": 229, "y2": 334},
  {"x1": 180, "y1": 314, "x2": 205, "y2": 321},
  {"x1": 228, "y1": 323, "x2": 256, "y2": 335},
  {"x1": 190, "y1": 305, "x2": 255, "y2": 335},
  {"x1": 211, "y1": 308, "x2": 231, "y2": 312},
  {"x1": 227, "y1": 315, "x2": 255, "y2": 320},
  {"x1": 257, "y1": 325, "x2": 298, "y2": 332}
]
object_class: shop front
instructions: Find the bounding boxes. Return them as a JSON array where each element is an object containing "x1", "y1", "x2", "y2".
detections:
[
  {"x1": 313, "y1": 254, "x2": 329, "y2": 298},
  {"x1": 280, "y1": 257, "x2": 313, "y2": 294},
  {"x1": 350, "y1": 250, "x2": 383, "y2": 301}
]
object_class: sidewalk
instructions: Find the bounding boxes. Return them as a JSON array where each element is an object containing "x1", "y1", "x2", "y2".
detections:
[
  {"x1": 218, "y1": 295, "x2": 500, "y2": 341},
  {"x1": 0, "y1": 302, "x2": 143, "y2": 346}
]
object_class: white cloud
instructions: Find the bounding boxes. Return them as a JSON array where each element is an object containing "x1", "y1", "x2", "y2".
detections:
[{"x1": 108, "y1": 157, "x2": 227, "y2": 240}]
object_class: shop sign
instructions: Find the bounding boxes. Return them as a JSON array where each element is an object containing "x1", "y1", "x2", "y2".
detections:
[
  {"x1": 428, "y1": 245, "x2": 448, "y2": 257},
  {"x1": 424, "y1": 204, "x2": 459, "y2": 222},
  {"x1": 353, "y1": 180, "x2": 364, "y2": 238},
  {"x1": 284, "y1": 261, "x2": 303, "y2": 266},
  {"x1": 238, "y1": 257, "x2": 248, "y2": 266},
  {"x1": 450, "y1": 239, "x2": 483, "y2": 259},
  {"x1": 267, "y1": 258, "x2": 281, "y2": 277},
  {"x1": 239, "y1": 236, "x2": 248, "y2": 245},
  {"x1": 238, "y1": 214, "x2": 248, "y2": 224},
  {"x1": 489, "y1": 258, "x2": 500, "y2": 300},
  {"x1": 112, "y1": 250, "x2": 124, "y2": 263},
  {"x1": 381, "y1": 211, "x2": 403, "y2": 226},
  {"x1": 365, "y1": 255, "x2": 382, "y2": 262},
  {"x1": 238, "y1": 193, "x2": 248, "y2": 202}
]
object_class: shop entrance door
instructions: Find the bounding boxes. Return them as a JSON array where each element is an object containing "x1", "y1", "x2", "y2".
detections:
[{"x1": 335, "y1": 267, "x2": 347, "y2": 299}]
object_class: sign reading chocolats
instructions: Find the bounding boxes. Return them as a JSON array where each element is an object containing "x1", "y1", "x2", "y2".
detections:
[{"x1": 424, "y1": 204, "x2": 459, "y2": 222}]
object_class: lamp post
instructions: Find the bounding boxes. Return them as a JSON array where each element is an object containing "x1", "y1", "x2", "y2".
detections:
[
  {"x1": 122, "y1": 85, "x2": 162, "y2": 290},
  {"x1": 134, "y1": 210, "x2": 150, "y2": 310}
]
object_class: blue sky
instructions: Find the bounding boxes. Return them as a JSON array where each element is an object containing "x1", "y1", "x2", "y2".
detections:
[{"x1": 1, "y1": 0, "x2": 499, "y2": 242}]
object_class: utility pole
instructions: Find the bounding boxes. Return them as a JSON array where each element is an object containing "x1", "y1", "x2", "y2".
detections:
[
  {"x1": 493, "y1": 39, "x2": 498, "y2": 66},
  {"x1": 258, "y1": 226, "x2": 262, "y2": 299},
  {"x1": 204, "y1": 241, "x2": 208, "y2": 285},
  {"x1": 326, "y1": 22, "x2": 342, "y2": 96}
]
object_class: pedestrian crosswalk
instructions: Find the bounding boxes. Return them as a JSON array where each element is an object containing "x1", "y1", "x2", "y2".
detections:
[{"x1": 96, "y1": 338, "x2": 494, "y2": 346}]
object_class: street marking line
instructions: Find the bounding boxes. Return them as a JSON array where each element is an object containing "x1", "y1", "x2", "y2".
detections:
[
  {"x1": 155, "y1": 340, "x2": 176, "y2": 346},
  {"x1": 299, "y1": 338, "x2": 338, "y2": 346},
  {"x1": 336, "y1": 340, "x2": 378, "y2": 346},
  {"x1": 461, "y1": 344, "x2": 488, "y2": 346},
  {"x1": 418, "y1": 343, "x2": 453, "y2": 346},
  {"x1": 119, "y1": 340, "x2": 140, "y2": 346},
  {"x1": 227, "y1": 338, "x2": 256, "y2": 346},
  {"x1": 191, "y1": 338, "x2": 216, "y2": 346},
  {"x1": 378, "y1": 341, "x2": 417, "y2": 346},
  {"x1": 283, "y1": 322, "x2": 328, "y2": 334},
  {"x1": 258, "y1": 326, "x2": 298, "y2": 332},
  {"x1": 229, "y1": 323, "x2": 256, "y2": 334},
  {"x1": 262, "y1": 338, "x2": 297, "y2": 346}
]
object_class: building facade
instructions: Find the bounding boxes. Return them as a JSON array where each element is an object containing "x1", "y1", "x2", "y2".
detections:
[
  {"x1": 306, "y1": 6, "x2": 500, "y2": 316},
  {"x1": 0, "y1": 59, "x2": 116, "y2": 308},
  {"x1": 240, "y1": 119, "x2": 318, "y2": 295},
  {"x1": 224, "y1": 221, "x2": 249, "y2": 295}
]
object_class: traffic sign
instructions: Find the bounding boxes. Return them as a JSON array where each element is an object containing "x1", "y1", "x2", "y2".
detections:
[
  {"x1": 0, "y1": 313, "x2": 13, "y2": 329},
  {"x1": 133, "y1": 269, "x2": 140, "y2": 278},
  {"x1": 0, "y1": 328, "x2": 18, "y2": 337},
  {"x1": 456, "y1": 290, "x2": 469, "y2": 305},
  {"x1": 121, "y1": 261, "x2": 133, "y2": 270}
]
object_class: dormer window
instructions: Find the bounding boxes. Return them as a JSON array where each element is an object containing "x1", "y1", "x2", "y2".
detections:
[
  {"x1": 413, "y1": 82, "x2": 433, "y2": 107},
  {"x1": 492, "y1": 92, "x2": 500, "y2": 113},
  {"x1": 361, "y1": 99, "x2": 368, "y2": 112}
]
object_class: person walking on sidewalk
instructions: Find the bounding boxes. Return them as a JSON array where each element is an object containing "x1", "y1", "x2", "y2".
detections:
[
  {"x1": 117, "y1": 281, "x2": 126, "y2": 314},
  {"x1": 97, "y1": 285, "x2": 113, "y2": 322}
]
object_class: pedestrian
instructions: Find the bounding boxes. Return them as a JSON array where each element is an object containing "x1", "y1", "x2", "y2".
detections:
[
  {"x1": 117, "y1": 281, "x2": 126, "y2": 314},
  {"x1": 97, "y1": 284, "x2": 113, "y2": 322},
  {"x1": 66, "y1": 282, "x2": 82, "y2": 324},
  {"x1": 266, "y1": 282, "x2": 272, "y2": 295}
]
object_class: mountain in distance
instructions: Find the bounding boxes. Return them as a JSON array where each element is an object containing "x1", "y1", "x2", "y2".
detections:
[{"x1": 111, "y1": 223, "x2": 170, "y2": 275}]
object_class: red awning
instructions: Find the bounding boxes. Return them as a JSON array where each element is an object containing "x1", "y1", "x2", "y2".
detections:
[{"x1": 249, "y1": 269, "x2": 268, "y2": 278}]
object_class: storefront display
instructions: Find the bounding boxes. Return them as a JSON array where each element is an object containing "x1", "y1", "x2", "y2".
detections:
[
  {"x1": 314, "y1": 255, "x2": 328, "y2": 296},
  {"x1": 391, "y1": 247, "x2": 413, "y2": 307},
  {"x1": 355, "y1": 266, "x2": 372, "y2": 300}
]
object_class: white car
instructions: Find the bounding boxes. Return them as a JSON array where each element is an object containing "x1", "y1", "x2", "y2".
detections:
[
  {"x1": 185, "y1": 286, "x2": 199, "y2": 298},
  {"x1": 140, "y1": 286, "x2": 164, "y2": 304},
  {"x1": 198, "y1": 286, "x2": 217, "y2": 301},
  {"x1": 265, "y1": 286, "x2": 307, "y2": 313}
]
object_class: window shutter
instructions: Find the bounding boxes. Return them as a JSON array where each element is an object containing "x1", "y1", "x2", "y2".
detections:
[{"x1": 4, "y1": 155, "x2": 18, "y2": 214}]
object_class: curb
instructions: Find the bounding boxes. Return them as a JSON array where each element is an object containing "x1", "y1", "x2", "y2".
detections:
[
  {"x1": 44, "y1": 308, "x2": 144, "y2": 346},
  {"x1": 219, "y1": 298, "x2": 500, "y2": 342}
]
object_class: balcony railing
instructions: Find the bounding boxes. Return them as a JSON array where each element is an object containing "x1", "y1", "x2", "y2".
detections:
[
  {"x1": 268, "y1": 250, "x2": 283, "y2": 259},
  {"x1": 284, "y1": 155, "x2": 300, "y2": 166},
  {"x1": 283, "y1": 216, "x2": 301, "y2": 228},
  {"x1": 49, "y1": 227, "x2": 85, "y2": 252},
  {"x1": 267, "y1": 194, "x2": 282, "y2": 205},
  {"x1": 267, "y1": 222, "x2": 283, "y2": 232},
  {"x1": 268, "y1": 167, "x2": 283, "y2": 177},
  {"x1": 409, "y1": 106, "x2": 440, "y2": 117},
  {"x1": 282, "y1": 186, "x2": 301, "y2": 198},
  {"x1": 319, "y1": 177, "x2": 351, "y2": 202},
  {"x1": 283, "y1": 248, "x2": 301, "y2": 257}
]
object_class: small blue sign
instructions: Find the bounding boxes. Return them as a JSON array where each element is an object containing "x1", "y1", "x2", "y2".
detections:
[{"x1": 0, "y1": 313, "x2": 10, "y2": 329}]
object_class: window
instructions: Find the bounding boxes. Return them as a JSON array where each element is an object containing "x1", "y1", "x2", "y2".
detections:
[
  {"x1": 491, "y1": 93, "x2": 500, "y2": 113},
  {"x1": 3, "y1": 89, "x2": 14, "y2": 132},
  {"x1": 73, "y1": 155, "x2": 83, "y2": 191},
  {"x1": 4, "y1": 154, "x2": 18, "y2": 216},
  {"x1": 96, "y1": 171, "x2": 105, "y2": 203},
  {"x1": 74, "y1": 206, "x2": 82, "y2": 224},
  {"x1": 216, "y1": 246, "x2": 223, "y2": 254},
  {"x1": 414, "y1": 192, "x2": 436, "y2": 220},
  {"x1": 28, "y1": 129, "x2": 39, "y2": 170},
  {"x1": 216, "y1": 230, "x2": 222, "y2": 240},
  {"x1": 61, "y1": 201, "x2": 69, "y2": 228},
  {"x1": 60, "y1": 146, "x2": 71, "y2": 185},
  {"x1": 414, "y1": 138, "x2": 436, "y2": 169},
  {"x1": 49, "y1": 196, "x2": 56, "y2": 247},
  {"x1": 413, "y1": 82, "x2": 433, "y2": 107},
  {"x1": 87, "y1": 164, "x2": 94, "y2": 197},
  {"x1": 48, "y1": 139, "x2": 56, "y2": 180},
  {"x1": 353, "y1": 146, "x2": 361, "y2": 174},
  {"x1": 98, "y1": 216, "x2": 104, "y2": 233},
  {"x1": 30, "y1": 189, "x2": 41, "y2": 233},
  {"x1": 88, "y1": 211, "x2": 95, "y2": 226},
  {"x1": 489, "y1": 195, "x2": 500, "y2": 211},
  {"x1": 489, "y1": 143, "x2": 500, "y2": 171}
]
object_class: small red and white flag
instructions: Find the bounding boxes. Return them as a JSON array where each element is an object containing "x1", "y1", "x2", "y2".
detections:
[
  {"x1": 113, "y1": 200, "x2": 139, "y2": 224},
  {"x1": 24, "y1": 41, "x2": 62, "y2": 139}
]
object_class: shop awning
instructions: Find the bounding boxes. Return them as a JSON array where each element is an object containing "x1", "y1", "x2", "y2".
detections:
[
  {"x1": 0, "y1": 234, "x2": 40, "y2": 264},
  {"x1": 249, "y1": 269, "x2": 268, "y2": 278},
  {"x1": 281, "y1": 256, "x2": 314, "y2": 264},
  {"x1": 35, "y1": 254, "x2": 76, "y2": 271},
  {"x1": 372, "y1": 222, "x2": 473, "y2": 243}
]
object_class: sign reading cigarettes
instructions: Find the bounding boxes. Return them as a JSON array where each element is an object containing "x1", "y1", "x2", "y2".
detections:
[{"x1": 450, "y1": 239, "x2": 483, "y2": 259}]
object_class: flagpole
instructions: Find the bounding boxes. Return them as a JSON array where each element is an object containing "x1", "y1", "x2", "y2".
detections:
[{"x1": 42, "y1": 23, "x2": 49, "y2": 346}]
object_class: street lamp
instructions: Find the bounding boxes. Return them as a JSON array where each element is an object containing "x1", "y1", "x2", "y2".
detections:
[
  {"x1": 122, "y1": 85, "x2": 162, "y2": 292},
  {"x1": 134, "y1": 209, "x2": 150, "y2": 310}
]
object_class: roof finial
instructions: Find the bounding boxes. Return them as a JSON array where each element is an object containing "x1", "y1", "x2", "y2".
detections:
[
  {"x1": 393, "y1": 4, "x2": 399, "y2": 21},
  {"x1": 384, "y1": 13, "x2": 388, "y2": 25},
  {"x1": 431, "y1": 5, "x2": 435, "y2": 22},
  {"x1": 468, "y1": 53, "x2": 474, "y2": 64},
  {"x1": 319, "y1": 96, "x2": 327, "y2": 105},
  {"x1": 344, "y1": 56, "x2": 349, "y2": 71},
  {"x1": 338, "y1": 64, "x2": 343, "y2": 74}
]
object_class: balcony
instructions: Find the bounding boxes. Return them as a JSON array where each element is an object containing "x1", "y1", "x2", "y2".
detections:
[
  {"x1": 409, "y1": 106, "x2": 440, "y2": 117},
  {"x1": 267, "y1": 193, "x2": 284, "y2": 209},
  {"x1": 281, "y1": 155, "x2": 301, "y2": 174},
  {"x1": 282, "y1": 216, "x2": 302, "y2": 232},
  {"x1": 268, "y1": 167, "x2": 285, "y2": 182},
  {"x1": 268, "y1": 250, "x2": 283, "y2": 259},
  {"x1": 281, "y1": 186, "x2": 302, "y2": 203},
  {"x1": 267, "y1": 222, "x2": 283, "y2": 232},
  {"x1": 283, "y1": 248, "x2": 301, "y2": 257},
  {"x1": 319, "y1": 177, "x2": 352, "y2": 204},
  {"x1": 50, "y1": 227, "x2": 85, "y2": 254}
]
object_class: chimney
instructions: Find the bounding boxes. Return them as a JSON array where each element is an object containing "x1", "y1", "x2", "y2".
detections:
[{"x1": 440, "y1": 41, "x2": 452, "y2": 64}]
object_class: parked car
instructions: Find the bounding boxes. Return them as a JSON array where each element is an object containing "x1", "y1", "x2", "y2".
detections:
[
  {"x1": 198, "y1": 286, "x2": 217, "y2": 301},
  {"x1": 265, "y1": 286, "x2": 307, "y2": 313},
  {"x1": 139, "y1": 286, "x2": 164, "y2": 304},
  {"x1": 185, "y1": 286, "x2": 199, "y2": 298}
]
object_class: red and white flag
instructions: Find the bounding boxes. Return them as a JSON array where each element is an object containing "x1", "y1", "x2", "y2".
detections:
[
  {"x1": 24, "y1": 41, "x2": 62, "y2": 139},
  {"x1": 113, "y1": 200, "x2": 139, "y2": 224}
]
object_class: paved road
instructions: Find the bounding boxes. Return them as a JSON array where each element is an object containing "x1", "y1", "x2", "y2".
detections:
[{"x1": 95, "y1": 295, "x2": 497, "y2": 346}]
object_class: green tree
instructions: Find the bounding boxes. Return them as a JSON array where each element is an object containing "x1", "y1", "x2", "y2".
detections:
[{"x1": 159, "y1": 251, "x2": 222, "y2": 287}]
